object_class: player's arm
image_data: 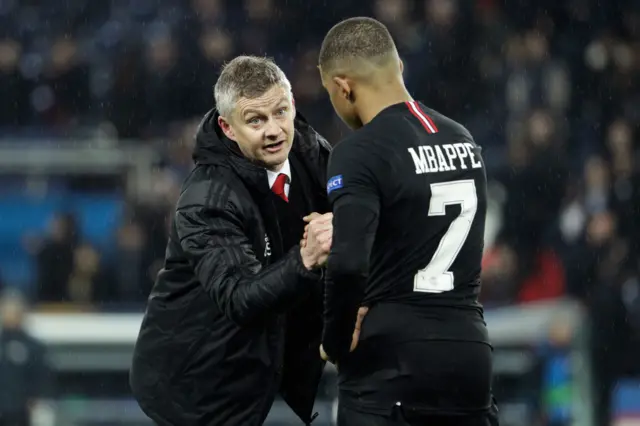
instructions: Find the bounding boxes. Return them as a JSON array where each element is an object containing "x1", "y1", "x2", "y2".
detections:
[
  {"x1": 176, "y1": 179, "x2": 322, "y2": 326},
  {"x1": 322, "y1": 140, "x2": 381, "y2": 362}
]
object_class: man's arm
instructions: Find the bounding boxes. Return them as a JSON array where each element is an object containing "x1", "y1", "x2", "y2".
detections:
[
  {"x1": 176, "y1": 179, "x2": 323, "y2": 326},
  {"x1": 322, "y1": 141, "x2": 381, "y2": 362}
]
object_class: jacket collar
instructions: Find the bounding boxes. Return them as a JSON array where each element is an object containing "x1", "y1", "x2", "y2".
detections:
[{"x1": 192, "y1": 108, "x2": 331, "y2": 195}]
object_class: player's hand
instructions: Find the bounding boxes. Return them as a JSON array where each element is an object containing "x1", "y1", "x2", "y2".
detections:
[
  {"x1": 319, "y1": 344, "x2": 329, "y2": 362},
  {"x1": 301, "y1": 213, "x2": 333, "y2": 269},
  {"x1": 320, "y1": 306, "x2": 369, "y2": 363},
  {"x1": 350, "y1": 306, "x2": 369, "y2": 352}
]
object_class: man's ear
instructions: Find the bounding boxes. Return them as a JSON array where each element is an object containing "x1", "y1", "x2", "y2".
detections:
[
  {"x1": 218, "y1": 116, "x2": 236, "y2": 142},
  {"x1": 399, "y1": 58, "x2": 404, "y2": 74},
  {"x1": 333, "y1": 76, "x2": 353, "y2": 102}
]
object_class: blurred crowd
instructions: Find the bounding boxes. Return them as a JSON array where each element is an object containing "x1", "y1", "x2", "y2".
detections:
[
  {"x1": 0, "y1": 0, "x2": 638, "y2": 422},
  {"x1": 1, "y1": 0, "x2": 639, "y2": 348},
  {"x1": 26, "y1": 206, "x2": 169, "y2": 307}
]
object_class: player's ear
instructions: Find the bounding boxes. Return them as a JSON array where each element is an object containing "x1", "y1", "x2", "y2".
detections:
[
  {"x1": 399, "y1": 58, "x2": 404, "y2": 74},
  {"x1": 218, "y1": 115, "x2": 237, "y2": 142},
  {"x1": 333, "y1": 76, "x2": 352, "y2": 102}
]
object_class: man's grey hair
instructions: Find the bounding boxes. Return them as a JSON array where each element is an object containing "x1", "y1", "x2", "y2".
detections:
[{"x1": 214, "y1": 55, "x2": 293, "y2": 118}]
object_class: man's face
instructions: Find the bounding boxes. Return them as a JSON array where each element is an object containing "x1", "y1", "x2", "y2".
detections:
[
  {"x1": 219, "y1": 85, "x2": 295, "y2": 171},
  {"x1": 320, "y1": 71, "x2": 362, "y2": 130}
]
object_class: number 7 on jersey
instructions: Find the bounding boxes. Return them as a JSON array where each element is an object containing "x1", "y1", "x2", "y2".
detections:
[{"x1": 414, "y1": 180, "x2": 478, "y2": 293}]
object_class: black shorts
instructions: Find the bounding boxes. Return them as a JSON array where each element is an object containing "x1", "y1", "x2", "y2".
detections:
[
  {"x1": 338, "y1": 401, "x2": 500, "y2": 426},
  {"x1": 338, "y1": 340, "x2": 495, "y2": 415}
]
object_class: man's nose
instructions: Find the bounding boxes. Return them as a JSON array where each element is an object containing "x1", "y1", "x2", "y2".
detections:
[{"x1": 264, "y1": 118, "x2": 282, "y2": 139}]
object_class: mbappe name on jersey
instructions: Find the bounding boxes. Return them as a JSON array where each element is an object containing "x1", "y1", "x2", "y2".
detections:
[{"x1": 408, "y1": 142, "x2": 482, "y2": 175}]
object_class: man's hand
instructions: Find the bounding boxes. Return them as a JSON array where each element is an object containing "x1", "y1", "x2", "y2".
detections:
[
  {"x1": 320, "y1": 306, "x2": 369, "y2": 362},
  {"x1": 300, "y1": 213, "x2": 333, "y2": 270},
  {"x1": 303, "y1": 212, "x2": 324, "y2": 223}
]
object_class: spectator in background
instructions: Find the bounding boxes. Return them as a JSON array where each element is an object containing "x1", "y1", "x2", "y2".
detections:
[
  {"x1": 107, "y1": 47, "x2": 147, "y2": 139},
  {"x1": 113, "y1": 221, "x2": 147, "y2": 303},
  {"x1": 480, "y1": 239, "x2": 518, "y2": 306},
  {"x1": 142, "y1": 34, "x2": 191, "y2": 138},
  {"x1": 67, "y1": 242, "x2": 111, "y2": 305},
  {"x1": 34, "y1": 213, "x2": 78, "y2": 303},
  {"x1": 579, "y1": 212, "x2": 631, "y2": 426},
  {"x1": 190, "y1": 27, "x2": 234, "y2": 114},
  {"x1": 482, "y1": 236, "x2": 565, "y2": 306},
  {"x1": 35, "y1": 37, "x2": 91, "y2": 129},
  {"x1": 0, "y1": 39, "x2": 29, "y2": 128},
  {"x1": 0, "y1": 290, "x2": 54, "y2": 426},
  {"x1": 607, "y1": 119, "x2": 640, "y2": 252},
  {"x1": 126, "y1": 200, "x2": 173, "y2": 299},
  {"x1": 165, "y1": 118, "x2": 199, "y2": 180},
  {"x1": 500, "y1": 109, "x2": 567, "y2": 255}
]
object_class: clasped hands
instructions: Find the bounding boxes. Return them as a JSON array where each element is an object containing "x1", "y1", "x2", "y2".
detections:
[
  {"x1": 300, "y1": 212, "x2": 369, "y2": 364},
  {"x1": 300, "y1": 212, "x2": 333, "y2": 270}
]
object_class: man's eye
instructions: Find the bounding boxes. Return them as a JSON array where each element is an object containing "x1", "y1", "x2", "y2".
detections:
[
  {"x1": 248, "y1": 117, "x2": 261, "y2": 125},
  {"x1": 276, "y1": 108, "x2": 287, "y2": 116}
]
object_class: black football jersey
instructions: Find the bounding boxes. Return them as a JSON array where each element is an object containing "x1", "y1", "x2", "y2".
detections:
[{"x1": 323, "y1": 101, "x2": 489, "y2": 360}]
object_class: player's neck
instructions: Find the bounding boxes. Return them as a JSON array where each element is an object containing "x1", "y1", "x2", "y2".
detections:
[{"x1": 357, "y1": 83, "x2": 413, "y2": 126}]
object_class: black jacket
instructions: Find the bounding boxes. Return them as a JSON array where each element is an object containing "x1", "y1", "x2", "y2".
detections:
[{"x1": 130, "y1": 109, "x2": 331, "y2": 426}]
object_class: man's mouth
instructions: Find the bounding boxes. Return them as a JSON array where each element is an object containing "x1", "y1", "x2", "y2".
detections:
[{"x1": 264, "y1": 141, "x2": 285, "y2": 153}]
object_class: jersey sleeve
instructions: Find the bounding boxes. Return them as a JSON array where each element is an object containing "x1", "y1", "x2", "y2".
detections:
[{"x1": 322, "y1": 139, "x2": 382, "y2": 362}]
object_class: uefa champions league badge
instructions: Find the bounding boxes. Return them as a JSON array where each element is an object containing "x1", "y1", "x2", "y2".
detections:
[{"x1": 327, "y1": 175, "x2": 344, "y2": 194}]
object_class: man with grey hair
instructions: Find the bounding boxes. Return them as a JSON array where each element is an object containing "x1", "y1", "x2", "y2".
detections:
[{"x1": 131, "y1": 56, "x2": 334, "y2": 425}]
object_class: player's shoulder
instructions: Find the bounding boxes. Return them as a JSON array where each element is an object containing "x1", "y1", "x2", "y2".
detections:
[
  {"x1": 366, "y1": 101, "x2": 477, "y2": 146},
  {"x1": 342, "y1": 122, "x2": 388, "y2": 144},
  {"x1": 327, "y1": 128, "x2": 393, "y2": 190},
  {"x1": 330, "y1": 126, "x2": 387, "y2": 161},
  {"x1": 418, "y1": 104, "x2": 476, "y2": 143}
]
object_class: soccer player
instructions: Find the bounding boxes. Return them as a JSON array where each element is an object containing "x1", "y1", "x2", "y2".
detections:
[{"x1": 315, "y1": 17, "x2": 499, "y2": 426}]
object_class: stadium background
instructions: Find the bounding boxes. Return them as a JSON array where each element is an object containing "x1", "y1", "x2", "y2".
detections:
[{"x1": 0, "y1": 0, "x2": 639, "y2": 425}]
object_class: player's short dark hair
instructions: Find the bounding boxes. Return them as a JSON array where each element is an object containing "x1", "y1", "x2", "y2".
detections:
[{"x1": 319, "y1": 17, "x2": 397, "y2": 74}]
